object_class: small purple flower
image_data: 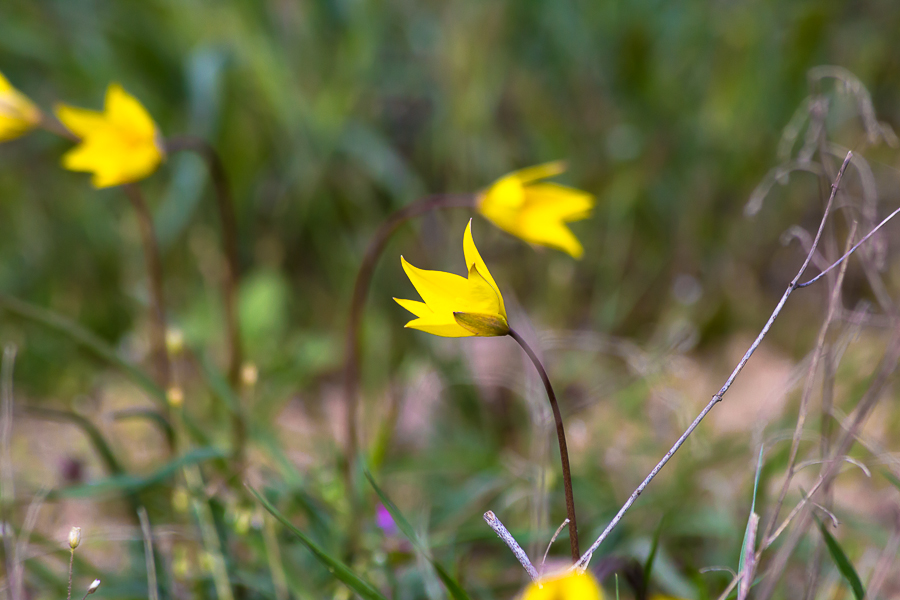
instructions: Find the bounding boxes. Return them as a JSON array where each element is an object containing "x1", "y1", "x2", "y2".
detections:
[{"x1": 375, "y1": 504, "x2": 397, "y2": 536}]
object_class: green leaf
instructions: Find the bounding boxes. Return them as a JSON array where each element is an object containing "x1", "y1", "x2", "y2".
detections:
[
  {"x1": 0, "y1": 294, "x2": 165, "y2": 404},
  {"x1": 816, "y1": 517, "x2": 865, "y2": 600},
  {"x1": 365, "y1": 469, "x2": 472, "y2": 600},
  {"x1": 881, "y1": 469, "x2": 900, "y2": 492},
  {"x1": 247, "y1": 485, "x2": 390, "y2": 600},
  {"x1": 643, "y1": 516, "x2": 664, "y2": 586}
]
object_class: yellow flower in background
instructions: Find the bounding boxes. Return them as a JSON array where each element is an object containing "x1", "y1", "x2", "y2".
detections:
[
  {"x1": 521, "y1": 570, "x2": 603, "y2": 600},
  {"x1": 56, "y1": 83, "x2": 164, "y2": 188},
  {"x1": 0, "y1": 71, "x2": 42, "y2": 142},
  {"x1": 395, "y1": 219, "x2": 509, "y2": 337},
  {"x1": 477, "y1": 161, "x2": 595, "y2": 259}
]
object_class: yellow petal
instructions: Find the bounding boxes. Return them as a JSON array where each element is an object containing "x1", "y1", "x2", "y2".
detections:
[
  {"x1": 403, "y1": 316, "x2": 474, "y2": 337},
  {"x1": 393, "y1": 298, "x2": 433, "y2": 319},
  {"x1": 521, "y1": 570, "x2": 603, "y2": 600},
  {"x1": 462, "y1": 220, "x2": 505, "y2": 317},
  {"x1": 401, "y1": 256, "x2": 474, "y2": 316},
  {"x1": 523, "y1": 183, "x2": 595, "y2": 222},
  {"x1": 55, "y1": 104, "x2": 108, "y2": 139},
  {"x1": 511, "y1": 160, "x2": 567, "y2": 184},
  {"x1": 518, "y1": 217, "x2": 585, "y2": 259},
  {"x1": 105, "y1": 83, "x2": 157, "y2": 139},
  {"x1": 0, "y1": 72, "x2": 11, "y2": 93}
]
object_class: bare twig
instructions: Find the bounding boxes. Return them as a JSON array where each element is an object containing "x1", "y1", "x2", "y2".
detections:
[
  {"x1": 483, "y1": 511, "x2": 539, "y2": 582},
  {"x1": 797, "y1": 206, "x2": 900, "y2": 289},
  {"x1": 764, "y1": 221, "x2": 856, "y2": 542},
  {"x1": 574, "y1": 151, "x2": 853, "y2": 571}
]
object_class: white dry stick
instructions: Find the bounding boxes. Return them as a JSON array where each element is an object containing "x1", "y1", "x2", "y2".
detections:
[
  {"x1": 483, "y1": 511, "x2": 539, "y2": 582},
  {"x1": 737, "y1": 513, "x2": 759, "y2": 600},
  {"x1": 573, "y1": 151, "x2": 854, "y2": 571}
]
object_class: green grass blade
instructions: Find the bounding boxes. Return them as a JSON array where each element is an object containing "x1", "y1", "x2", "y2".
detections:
[
  {"x1": 247, "y1": 485, "x2": 390, "y2": 600},
  {"x1": 51, "y1": 447, "x2": 226, "y2": 499},
  {"x1": 816, "y1": 517, "x2": 865, "y2": 600},
  {"x1": 0, "y1": 294, "x2": 166, "y2": 404},
  {"x1": 24, "y1": 406, "x2": 125, "y2": 475},
  {"x1": 365, "y1": 469, "x2": 472, "y2": 600},
  {"x1": 643, "y1": 516, "x2": 664, "y2": 586}
]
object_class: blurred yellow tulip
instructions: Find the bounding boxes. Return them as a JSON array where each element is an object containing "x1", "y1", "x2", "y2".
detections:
[
  {"x1": 56, "y1": 83, "x2": 164, "y2": 188},
  {"x1": 0, "y1": 71, "x2": 41, "y2": 142},
  {"x1": 478, "y1": 161, "x2": 594, "y2": 259}
]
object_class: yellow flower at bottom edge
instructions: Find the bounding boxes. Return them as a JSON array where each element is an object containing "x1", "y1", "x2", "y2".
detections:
[
  {"x1": 55, "y1": 83, "x2": 164, "y2": 188},
  {"x1": 394, "y1": 219, "x2": 509, "y2": 338},
  {"x1": 477, "y1": 161, "x2": 595, "y2": 259},
  {"x1": 521, "y1": 570, "x2": 603, "y2": 600},
  {"x1": 0, "y1": 71, "x2": 42, "y2": 142}
]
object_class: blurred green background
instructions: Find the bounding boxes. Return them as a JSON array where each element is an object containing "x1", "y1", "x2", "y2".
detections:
[{"x1": 2, "y1": 1, "x2": 900, "y2": 599}]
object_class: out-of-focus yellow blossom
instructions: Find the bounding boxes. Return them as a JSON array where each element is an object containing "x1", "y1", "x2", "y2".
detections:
[
  {"x1": 56, "y1": 83, "x2": 164, "y2": 188},
  {"x1": 521, "y1": 570, "x2": 603, "y2": 600},
  {"x1": 395, "y1": 219, "x2": 508, "y2": 337},
  {"x1": 0, "y1": 72, "x2": 42, "y2": 142},
  {"x1": 477, "y1": 161, "x2": 594, "y2": 259}
]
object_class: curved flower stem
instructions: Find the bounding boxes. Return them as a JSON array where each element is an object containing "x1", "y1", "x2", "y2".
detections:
[
  {"x1": 508, "y1": 328, "x2": 580, "y2": 562},
  {"x1": 165, "y1": 136, "x2": 243, "y2": 387},
  {"x1": 124, "y1": 185, "x2": 171, "y2": 389},
  {"x1": 342, "y1": 193, "x2": 476, "y2": 475}
]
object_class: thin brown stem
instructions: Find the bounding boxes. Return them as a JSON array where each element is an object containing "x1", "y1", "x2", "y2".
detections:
[
  {"x1": 164, "y1": 136, "x2": 243, "y2": 387},
  {"x1": 509, "y1": 328, "x2": 580, "y2": 562},
  {"x1": 574, "y1": 151, "x2": 852, "y2": 570},
  {"x1": 341, "y1": 193, "x2": 475, "y2": 474},
  {"x1": 124, "y1": 185, "x2": 171, "y2": 389}
]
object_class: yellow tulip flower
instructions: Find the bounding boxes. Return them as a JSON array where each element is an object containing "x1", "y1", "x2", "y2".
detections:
[
  {"x1": 521, "y1": 570, "x2": 603, "y2": 600},
  {"x1": 0, "y1": 71, "x2": 42, "y2": 142},
  {"x1": 56, "y1": 83, "x2": 164, "y2": 188},
  {"x1": 395, "y1": 219, "x2": 509, "y2": 337},
  {"x1": 477, "y1": 161, "x2": 594, "y2": 259}
]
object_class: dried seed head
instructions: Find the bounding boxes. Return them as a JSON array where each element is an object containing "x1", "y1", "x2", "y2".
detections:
[
  {"x1": 165, "y1": 328, "x2": 185, "y2": 355},
  {"x1": 240, "y1": 362, "x2": 258, "y2": 388},
  {"x1": 166, "y1": 386, "x2": 184, "y2": 407},
  {"x1": 68, "y1": 526, "x2": 82, "y2": 549}
]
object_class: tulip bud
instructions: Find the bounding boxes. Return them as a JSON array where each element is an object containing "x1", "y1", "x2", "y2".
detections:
[{"x1": 68, "y1": 527, "x2": 82, "y2": 549}]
